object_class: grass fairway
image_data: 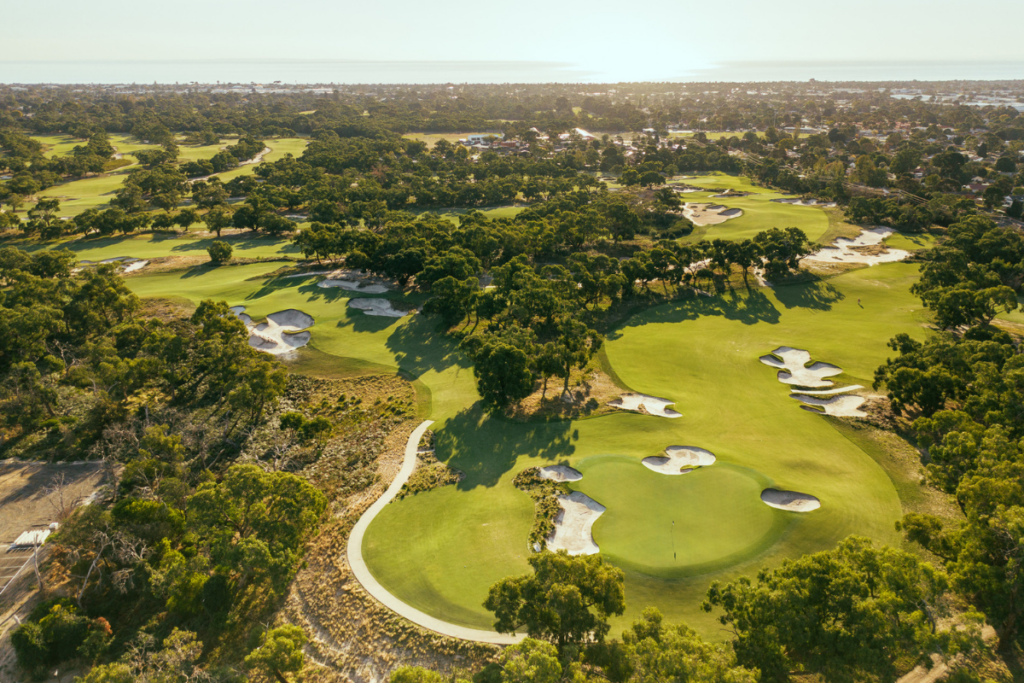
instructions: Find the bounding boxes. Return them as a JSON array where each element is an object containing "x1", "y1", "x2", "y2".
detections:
[
  {"x1": 31, "y1": 137, "x2": 308, "y2": 218},
  {"x1": 363, "y1": 262, "x2": 929, "y2": 638},
  {"x1": 115, "y1": 250, "x2": 931, "y2": 641},
  {"x1": 4, "y1": 233, "x2": 299, "y2": 261},
  {"x1": 668, "y1": 174, "x2": 832, "y2": 243}
]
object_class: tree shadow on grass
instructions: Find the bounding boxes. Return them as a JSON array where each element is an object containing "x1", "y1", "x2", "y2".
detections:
[
  {"x1": 606, "y1": 287, "x2": 781, "y2": 340},
  {"x1": 169, "y1": 235, "x2": 298, "y2": 254},
  {"x1": 439, "y1": 405, "x2": 576, "y2": 489},
  {"x1": 383, "y1": 313, "x2": 469, "y2": 378},
  {"x1": 773, "y1": 279, "x2": 845, "y2": 311}
]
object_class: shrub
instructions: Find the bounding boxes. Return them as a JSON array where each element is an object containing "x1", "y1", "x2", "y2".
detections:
[{"x1": 207, "y1": 240, "x2": 232, "y2": 264}]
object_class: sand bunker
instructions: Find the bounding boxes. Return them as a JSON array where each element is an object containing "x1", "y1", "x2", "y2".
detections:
[
  {"x1": 319, "y1": 279, "x2": 391, "y2": 293},
  {"x1": 230, "y1": 306, "x2": 314, "y2": 355},
  {"x1": 770, "y1": 197, "x2": 837, "y2": 208},
  {"x1": 537, "y1": 465, "x2": 583, "y2": 482},
  {"x1": 759, "y1": 347, "x2": 842, "y2": 389},
  {"x1": 546, "y1": 491, "x2": 605, "y2": 555},
  {"x1": 683, "y1": 202, "x2": 744, "y2": 226},
  {"x1": 642, "y1": 446, "x2": 716, "y2": 475},
  {"x1": 609, "y1": 393, "x2": 682, "y2": 418},
  {"x1": 121, "y1": 259, "x2": 149, "y2": 274},
  {"x1": 348, "y1": 298, "x2": 412, "y2": 318},
  {"x1": 792, "y1": 394, "x2": 868, "y2": 417},
  {"x1": 791, "y1": 385, "x2": 863, "y2": 396},
  {"x1": 761, "y1": 488, "x2": 820, "y2": 512},
  {"x1": 804, "y1": 227, "x2": 910, "y2": 266}
]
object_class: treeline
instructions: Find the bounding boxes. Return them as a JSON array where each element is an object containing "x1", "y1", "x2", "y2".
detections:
[
  {"x1": 874, "y1": 217, "x2": 1024, "y2": 650},
  {"x1": 395, "y1": 539, "x2": 985, "y2": 683}
]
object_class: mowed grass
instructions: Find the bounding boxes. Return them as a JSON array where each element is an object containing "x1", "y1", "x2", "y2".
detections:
[
  {"x1": 669, "y1": 174, "x2": 831, "y2": 243},
  {"x1": 5, "y1": 233, "x2": 299, "y2": 261},
  {"x1": 31, "y1": 137, "x2": 308, "y2": 218},
  {"x1": 575, "y1": 457, "x2": 785, "y2": 577},
  {"x1": 364, "y1": 262, "x2": 930, "y2": 638}
]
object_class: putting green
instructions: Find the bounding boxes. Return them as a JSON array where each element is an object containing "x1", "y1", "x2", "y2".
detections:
[{"x1": 575, "y1": 456, "x2": 785, "y2": 577}]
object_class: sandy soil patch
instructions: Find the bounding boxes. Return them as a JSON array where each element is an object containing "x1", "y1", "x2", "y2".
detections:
[
  {"x1": 642, "y1": 446, "x2": 716, "y2": 475},
  {"x1": 760, "y1": 347, "x2": 842, "y2": 388},
  {"x1": 319, "y1": 279, "x2": 391, "y2": 294},
  {"x1": 348, "y1": 298, "x2": 413, "y2": 318},
  {"x1": 791, "y1": 385, "x2": 864, "y2": 396},
  {"x1": 230, "y1": 306, "x2": 314, "y2": 355},
  {"x1": 546, "y1": 491, "x2": 605, "y2": 555},
  {"x1": 537, "y1": 465, "x2": 582, "y2": 482},
  {"x1": 770, "y1": 198, "x2": 837, "y2": 207},
  {"x1": 682, "y1": 202, "x2": 744, "y2": 226},
  {"x1": 804, "y1": 227, "x2": 909, "y2": 266},
  {"x1": 120, "y1": 259, "x2": 149, "y2": 274},
  {"x1": 609, "y1": 393, "x2": 682, "y2": 418},
  {"x1": 761, "y1": 488, "x2": 820, "y2": 512},
  {"x1": 792, "y1": 394, "x2": 868, "y2": 417}
]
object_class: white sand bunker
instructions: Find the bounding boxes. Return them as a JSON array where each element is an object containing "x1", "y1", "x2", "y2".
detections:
[
  {"x1": 609, "y1": 393, "x2": 682, "y2": 418},
  {"x1": 120, "y1": 259, "x2": 149, "y2": 274},
  {"x1": 804, "y1": 227, "x2": 909, "y2": 266},
  {"x1": 546, "y1": 491, "x2": 605, "y2": 555},
  {"x1": 770, "y1": 197, "x2": 837, "y2": 207},
  {"x1": 348, "y1": 298, "x2": 412, "y2": 318},
  {"x1": 761, "y1": 488, "x2": 820, "y2": 512},
  {"x1": 319, "y1": 279, "x2": 391, "y2": 294},
  {"x1": 230, "y1": 306, "x2": 314, "y2": 355},
  {"x1": 792, "y1": 394, "x2": 868, "y2": 418},
  {"x1": 759, "y1": 347, "x2": 842, "y2": 389},
  {"x1": 643, "y1": 446, "x2": 716, "y2": 475},
  {"x1": 537, "y1": 465, "x2": 582, "y2": 482},
  {"x1": 682, "y1": 203, "x2": 744, "y2": 226}
]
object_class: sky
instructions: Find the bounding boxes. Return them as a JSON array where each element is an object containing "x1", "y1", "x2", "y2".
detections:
[{"x1": 2, "y1": 0, "x2": 1024, "y2": 83}]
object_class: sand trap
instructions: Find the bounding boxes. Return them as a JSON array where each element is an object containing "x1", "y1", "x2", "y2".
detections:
[
  {"x1": 760, "y1": 347, "x2": 842, "y2": 388},
  {"x1": 546, "y1": 491, "x2": 605, "y2": 555},
  {"x1": 804, "y1": 227, "x2": 909, "y2": 266},
  {"x1": 319, "y1": 279, "x2": 391, "y2": 293},
  {"x1": 792, "y1": 394, "x2": 868, "y2": 417},
  {"x1": 537, "y1": 465, "x2": 582, "y2": 482},
  {"x1": 761, "y1": 488, "x2": 820, "y2": 512},
  {"x1": 120, "y1": 259, "x2": 149, "y2": 274},
  {"x1": 609, "y1": 393, "x2": 682, "y2": 418},
  {"x1": 713, "y1": 190, "x2": 750, "y2": 198},
  {"x1": 348, "y1": 298, "x2": 412, "y2": 318},
  {"x1": 770, "y1": 198, "x2": 837, "y2": 207},
  {"x1": 230, "y1": 306, "x2": 314, "y2": 355},
  {"x1": 643, "y1": 446, "x2": 716, "y2": 475},
  {"x1": 790, "y1": 385, "x2": 863, "y2": 396},
  {"x1": 683, "y1": 203, "x2": 744, "y2": 226},
  {"x1": 228, "y1": 305, "x2": 253, "y2": 326}
]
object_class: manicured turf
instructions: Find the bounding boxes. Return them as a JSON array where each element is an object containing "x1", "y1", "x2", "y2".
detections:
[
  {"x1": 669, "y1": 174, "x2": 832, "y2": 243},
  {"x1": 363, "y1": 262, "x2": 929, "y2": 637},
  {"x1": 114, "y1": 235, "x2": 933, "y2": 640},
  {"x1": 5, "y1": 233, "x2": 299, "y2": 261},
  {"x1": 31, "y1": 137, "x2": 308, "y2": 218},
  {"x1": 574, "y1": 456, "x2": 784, "y2": 577}
]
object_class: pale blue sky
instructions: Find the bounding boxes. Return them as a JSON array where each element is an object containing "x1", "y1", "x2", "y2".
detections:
[{"x1": 2, "y1": 0, "x2": 1023, "y2": 82}]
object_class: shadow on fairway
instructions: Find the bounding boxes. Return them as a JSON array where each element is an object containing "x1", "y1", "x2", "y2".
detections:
[
  {"x1": 607, "y1": 287, "x2": 781, "y2": 339},
  {"x1": 773, "y1": 279, "x2": 844, "y2": 310},
  {"x1": 439, "y1": 405, "x2": 576, "y2": 489},
  {"x1": 170, "y1": 235, "x2": 298, "y2": 254},
  {"x1": 383, "y1": 313, "x2": 469, "y2": 376}
]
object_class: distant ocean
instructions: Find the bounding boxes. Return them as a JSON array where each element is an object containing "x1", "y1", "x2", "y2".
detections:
[{"x1": 1, "y1": 59, "x2": 1022, "y2": 85}]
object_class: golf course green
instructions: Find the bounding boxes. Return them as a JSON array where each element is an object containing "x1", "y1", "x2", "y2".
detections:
[{"x1": 99, "y1": 195, "x2": 933, "y2": 641}]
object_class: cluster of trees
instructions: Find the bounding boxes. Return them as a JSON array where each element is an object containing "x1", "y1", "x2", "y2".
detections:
[
  {"x1": 179, "y1": 135, "x2": 265, "y2": 177},
  {"x1": 845, "y1": 195, "x2": 979, "y2": 231},
  {"x1": 873, "y1": 216, "x2": 1024, "y2": 650},
  {"x1": 396, "y1": 539, "x2": 983, "y2": 683}
]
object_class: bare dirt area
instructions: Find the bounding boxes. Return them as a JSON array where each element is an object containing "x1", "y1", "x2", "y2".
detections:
[
  {"x1": 0, "y1": 461, "x2": 111, "y2": 682},
  {"x1": 505, "y1": 366, "x2": 623, "y2": 422},
  {"x1": 273, "y1": 375, "x2": 497, "y2": 682}
]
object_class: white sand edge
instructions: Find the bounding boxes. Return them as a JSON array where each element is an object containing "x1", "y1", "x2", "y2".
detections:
[
  {"x1": 792, "y1": 393, "x2": 868, "y2": 417},
  {"x1": 761, "y1": 488, "x2": 820, "y2": 512},
  {"x1": 609, "y1": 393, "x2": 682, "y2": 418},
  {"x1": 349, "y1": 298, "x2": 411, "y2": 318},
  {"x1": 804, "y1": 227, "x2": 910, "y2": 266},
  {"x1": 643, "y1": 446, "x2": 717, "y2": 474},
  {"x1": 346, "y1": 420, "x2": 524, "y2": 644},
  {"x1": 537, "y1": 465, "x2": 583, "y2": 482},
  {"x1": 546, "y1": 491, "x2": 605, "y2": 555}
]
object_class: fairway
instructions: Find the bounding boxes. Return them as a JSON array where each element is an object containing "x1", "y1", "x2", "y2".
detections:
[{"x1": 114, "y1": 249, "x2": 931, "y2": 640}]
